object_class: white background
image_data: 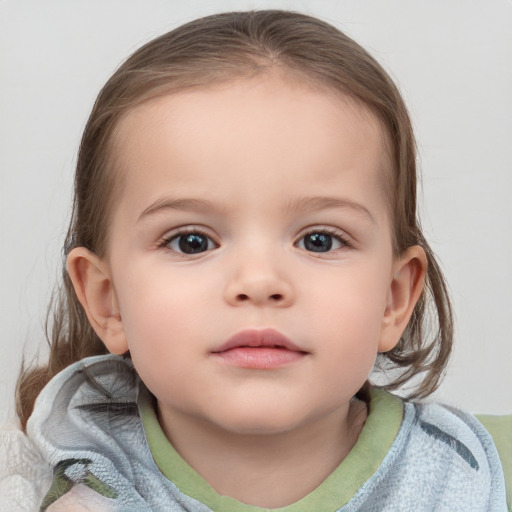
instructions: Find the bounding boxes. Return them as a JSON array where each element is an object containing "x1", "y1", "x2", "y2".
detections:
[{"x1": 1, "y1": 0, "x2": 511, "y2": 425}]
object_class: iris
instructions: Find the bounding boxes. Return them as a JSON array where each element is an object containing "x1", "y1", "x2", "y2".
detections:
[{"x1": 304, "y1": 233, "x2": 333, "y2": 252}]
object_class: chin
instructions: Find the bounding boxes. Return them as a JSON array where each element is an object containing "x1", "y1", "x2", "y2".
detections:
[{"x1": 210, "y1": 405, "x2": 310, "y2": 437}]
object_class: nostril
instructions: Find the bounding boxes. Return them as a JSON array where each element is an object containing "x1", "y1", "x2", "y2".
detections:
[{"x1": 235, "y1": 293, "x2": 284, "y2": 302}]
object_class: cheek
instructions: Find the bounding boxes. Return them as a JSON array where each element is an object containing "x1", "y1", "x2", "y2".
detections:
[
  {"x1": 306, "y1": 264, "x2": 390, "y2": 372},
  {"x1": 113, "y1": 261, "x2": 218, "y2": 364},
  {"x1": 310, "y1": 262, "x2": 389, "y2": 328},
  {"x1": 119, "y1": 282, "x2": 199, "y2": 400},
  {"x1": 116, "y1": 258, "x2": 202, "y2": 323}
]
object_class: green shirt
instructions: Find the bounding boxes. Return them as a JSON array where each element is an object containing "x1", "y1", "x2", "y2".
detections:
[
  {"x1": 140, "y1": 389, "x2": 403, "y2": 511},
  {"x1": 141, "y1": 388, "x2": 511, "y2": 511}
]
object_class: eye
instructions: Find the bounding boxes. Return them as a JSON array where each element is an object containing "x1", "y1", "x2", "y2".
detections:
[
  {"x1": 297, "y1": 230, "x2": 346, "y2": 253},
  {"x1": 166, "y1": 231, "x2": 216, "y2": 255}
]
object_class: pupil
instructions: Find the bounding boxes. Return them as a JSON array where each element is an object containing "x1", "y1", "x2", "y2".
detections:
[
  {"x1": 179, "y1": 234, "x2": 208, "y2": 254},
  {"x1": 305, "y1": 233, "x2": 332, "y2": 252}
]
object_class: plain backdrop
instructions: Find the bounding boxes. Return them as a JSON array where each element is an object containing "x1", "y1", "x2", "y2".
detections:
[{"x1": 1, "y1": 0, "x2": 511, "y2": 425}]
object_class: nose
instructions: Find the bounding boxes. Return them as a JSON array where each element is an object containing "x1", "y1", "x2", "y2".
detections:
[{"x1": 223, "y1": 249, "x2": 295, "y2": 308}]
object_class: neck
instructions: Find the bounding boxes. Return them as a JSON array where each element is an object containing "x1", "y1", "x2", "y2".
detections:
[{"x1": 157, "y1": 399, "x2": 367, "y2": 508}]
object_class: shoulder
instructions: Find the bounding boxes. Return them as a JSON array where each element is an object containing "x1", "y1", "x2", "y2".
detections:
[
  {"x1": 414, "y1": 402, "x2": 508, "y2": 476},
  {"x1": 346, "y1": 390, "x2": 508, "y2": 510},
  {"x1": 0, "y1": 425, "x2": 52, "y2": 512},
  {"x1": 414, "y1": 401, "x2": 502, "y2": 465},
  {"x1": 24, "y1": 355, "x2": 158, "y2": 510},
  {"x1": 402, "y1": 400, "x2": 508, "y2": 510}
]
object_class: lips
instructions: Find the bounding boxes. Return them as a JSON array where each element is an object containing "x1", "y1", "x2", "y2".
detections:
[{"x1": 211, "y1": 328, "x2": 308, "y2": 369}]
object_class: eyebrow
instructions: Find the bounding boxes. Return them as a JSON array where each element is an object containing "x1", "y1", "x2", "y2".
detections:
[
  {"x1": 285, "y1": 196, "x2": 376, "y2": 224},
  {"x1": 138, "y1": 195, "x2": 375, "y2": 223},
  {"x1": 138, "y1": 197, "x2": 218, "y2": 222}
]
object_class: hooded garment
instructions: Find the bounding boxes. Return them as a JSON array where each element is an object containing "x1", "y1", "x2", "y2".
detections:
[{"x1": 0, "y1": 355, "x2": 508, "y2": 512}]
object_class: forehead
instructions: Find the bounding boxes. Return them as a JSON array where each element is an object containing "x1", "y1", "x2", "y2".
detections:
[{"x1": 110, "y1": 75, "x2": 390, "y2": 220}]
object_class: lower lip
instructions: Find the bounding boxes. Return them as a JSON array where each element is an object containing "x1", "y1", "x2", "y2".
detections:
[{"x1": 212, "y1": 347, "x2": 306, "y2": 369}]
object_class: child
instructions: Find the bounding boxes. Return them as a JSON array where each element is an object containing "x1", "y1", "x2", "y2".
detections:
[{"x1": 1, "y1": 9, "x2": 509, "y2": 512}]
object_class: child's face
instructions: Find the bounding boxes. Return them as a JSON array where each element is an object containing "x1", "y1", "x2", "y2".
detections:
[{"x1": 92, "y1": 75, "x2": 416, "y2": 435}]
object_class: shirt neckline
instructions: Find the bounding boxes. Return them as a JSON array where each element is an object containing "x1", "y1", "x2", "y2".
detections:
[{"x1": 139, "y1": 387, "x2": 404, "y2": 512}]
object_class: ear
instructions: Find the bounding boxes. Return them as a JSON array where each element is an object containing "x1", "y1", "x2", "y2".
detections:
[
  {"x1": 67, "y1": 247, "x2": 128, "y2": 354},
  {"x1": 378, "y1": 245, "x2": 427, "y2": 353}
]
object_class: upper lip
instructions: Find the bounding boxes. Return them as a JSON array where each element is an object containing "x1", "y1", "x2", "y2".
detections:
[{"x1": 212, "y1": 328, "x2": 306, "y2": 353}]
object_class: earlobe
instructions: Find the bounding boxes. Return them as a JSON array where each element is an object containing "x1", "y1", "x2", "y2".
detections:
[
  {"x1": 378, "y1": 246, "x2": 427, "y2": 353},
  {"x1": 67, "y1": 247, "x2": 128, "y2": 354}
]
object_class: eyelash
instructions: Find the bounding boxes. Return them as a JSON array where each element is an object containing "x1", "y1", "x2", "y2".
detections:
[
  {"x1": 296, "y1": 227, "x2": 352, "y2": 253},
  {"x1": 157, "y1": 227, "x2": 218, "y2": 256},
  {"x1": 157, "y1": 226, "x2": 352, "y2": 256}
]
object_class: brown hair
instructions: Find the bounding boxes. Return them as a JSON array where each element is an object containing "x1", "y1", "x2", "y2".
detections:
[{"x1": 17, "y1": 10, "x2": 452, "y2": 429}]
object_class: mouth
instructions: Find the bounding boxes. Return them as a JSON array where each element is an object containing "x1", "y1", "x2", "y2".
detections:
[{"x1": 211, "y1": 328, "x2": 308, "y2": 369}]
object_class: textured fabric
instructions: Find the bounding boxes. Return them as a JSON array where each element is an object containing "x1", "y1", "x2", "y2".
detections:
[
  {"x1": 0, "y1": 354, "x2": 508, "y2": 511},
  {"x1": 139, "y1": 385, "x2": 404, "y2": 511},
  {"x1": 142, "y1": 382, "x2": 510, "y2": 512}
]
